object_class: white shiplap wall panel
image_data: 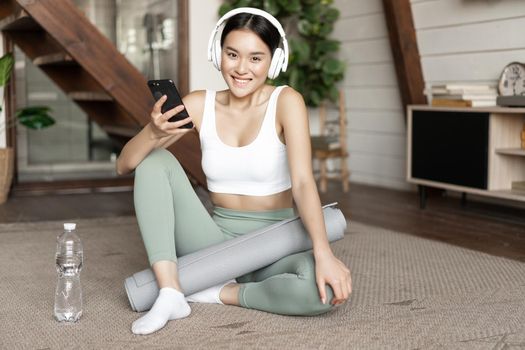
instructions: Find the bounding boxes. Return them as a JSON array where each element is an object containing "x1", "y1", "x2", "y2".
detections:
[
  {"x1": 333, "y1": 13, "x2": 387, "y2": 42},
  {"x1": 422, "y1": 49, "x2": 525, "y2": 82},
  {"x1": 335, "y1": 0, "x2": 383, "y2": 18},
  {"x1": 411, "y1": 0, "x2": 525, "y2": 29},
  {"x1": 350, "y1": 110, "x2": 406, "y2": 134},
  {"x1": 348, "y1": 132, "x2": 406, "y2": 158},
  {"x1": 418, "y1": 17, "x2": 525, "y2": 55},
  {"x1": 345, "y1": 88, "x2": 402, "y2": 111},
  {"x1": 341, "y1": 39, "x2": 393, "y2": 64},
  {"x1": 346, "y1": 63, "x2": 398, "y2": 87},
  {"x1": 333, "y1": 0, "x2": 409, "y2": 190},
  {"x1": 331, "y1": 0, "x2": 525, "y2": 192}
]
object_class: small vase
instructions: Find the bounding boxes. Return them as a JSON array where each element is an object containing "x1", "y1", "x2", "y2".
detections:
[{"x1": 0, "y1": 147, "x2": 14, "y2": 204}]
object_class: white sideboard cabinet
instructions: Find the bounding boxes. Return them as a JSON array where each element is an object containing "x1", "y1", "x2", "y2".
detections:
[{"x1": 407, "y1": 105, "x2": 525, "y2": 208}]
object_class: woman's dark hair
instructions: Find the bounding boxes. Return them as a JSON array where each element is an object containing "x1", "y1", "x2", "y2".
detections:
[{"x1": 220, "y1": 12, "x2": 281, "y2": 55}]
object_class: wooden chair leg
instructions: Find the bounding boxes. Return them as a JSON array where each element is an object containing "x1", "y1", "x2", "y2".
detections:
[
  {"x1": 341, "y1": 156, "x2": 349, "y2": 193},
  {"x1": 319, "y1": 158, "x2": 327, "y2": 193}
]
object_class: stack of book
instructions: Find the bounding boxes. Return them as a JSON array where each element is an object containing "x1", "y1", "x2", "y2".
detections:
[{"x1": 427, "y1": 84, "x2": 497, "y2": 107}]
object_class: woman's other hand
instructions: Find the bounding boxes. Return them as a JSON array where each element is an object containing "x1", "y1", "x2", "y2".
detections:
[
  {"x1": 149, "y1": 95, "x2": 194, "y2": 139},
  {"x1": 314, "y1": 250, "x2": 352, "y2": 305}
]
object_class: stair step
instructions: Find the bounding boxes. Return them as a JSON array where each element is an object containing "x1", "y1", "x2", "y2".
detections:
[
  {"x1": 34, "y1": 53, "x2": 76, "y2": 66},
  {"x1": 0, "y1": 9, "x2": 40, "y2": 31},
  {"x1": 3, "y1": 0, "x2": 206, "y2": 187},
  {"x1": 68, "y1": 92, "x2": 113, "y2": 102}
]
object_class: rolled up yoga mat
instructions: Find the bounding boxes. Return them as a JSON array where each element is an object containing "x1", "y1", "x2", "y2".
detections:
[{"x1": 125, "y1": 203, "x2": 347, "y2": 312}]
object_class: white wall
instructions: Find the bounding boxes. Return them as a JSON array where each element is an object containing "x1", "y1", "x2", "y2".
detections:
[
  {"x1": 189, "y1": 0, "x2": 227, "y2": 91},
  {"x1": 333, "y1": 0, "x2": 409, "y2": 190},
  {"x1": 412, "y1": 0, "x2": 525, "y2": 87},
  {"x1": 332, "y1": 0, "x2": 525, "y2": 191}
]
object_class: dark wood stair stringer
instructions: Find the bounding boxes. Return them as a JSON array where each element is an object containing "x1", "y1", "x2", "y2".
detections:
[{"x1": 0, "y1": 0, "x2": 205, "y2": 187}]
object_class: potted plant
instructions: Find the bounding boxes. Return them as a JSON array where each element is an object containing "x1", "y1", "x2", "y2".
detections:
[{"x1": 0, "y1": 52, "x2": 55, "y2": 204}]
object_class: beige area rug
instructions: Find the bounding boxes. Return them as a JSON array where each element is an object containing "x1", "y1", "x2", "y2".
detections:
[{"x1": 1, "y1": 216, "x2": 524, "y2": 350}]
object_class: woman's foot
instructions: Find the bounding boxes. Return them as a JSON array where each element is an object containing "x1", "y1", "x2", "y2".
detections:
[{"x1": 131, "y1": 287, "x2": 191, "y2": 335}]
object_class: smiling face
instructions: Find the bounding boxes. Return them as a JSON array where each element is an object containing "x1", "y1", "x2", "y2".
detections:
[{"x1": 220, "y1": 29, "x2": 272, "y2": 97}]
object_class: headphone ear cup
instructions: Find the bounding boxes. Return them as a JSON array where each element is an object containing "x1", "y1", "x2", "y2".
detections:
[
  {"x1": 213, "y1": 39, "x2": 222, "y2": 71},
  {"x1": 268, "y1": 48, "x2": 284, "y2": 79}
]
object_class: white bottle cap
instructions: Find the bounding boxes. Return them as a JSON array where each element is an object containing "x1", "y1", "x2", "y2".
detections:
[{"x1": 64, "y1": 223, "x2": 76, "y2": 231}]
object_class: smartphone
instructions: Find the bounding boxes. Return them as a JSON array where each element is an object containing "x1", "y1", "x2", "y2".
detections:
[{"x1": 147, "y1": 79, "x2": 193, "y2": 129}]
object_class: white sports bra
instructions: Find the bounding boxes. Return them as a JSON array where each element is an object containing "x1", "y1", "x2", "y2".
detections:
[{"x1": 199, "y1": 86, "x2": 292, "y2": 196}]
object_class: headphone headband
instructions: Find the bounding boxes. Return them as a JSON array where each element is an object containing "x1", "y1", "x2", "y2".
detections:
[{"x1": 207, "y1": 7, "x2": 289, "y2": 74}]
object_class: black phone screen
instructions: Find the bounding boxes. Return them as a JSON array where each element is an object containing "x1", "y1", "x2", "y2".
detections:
[{"x1": 147, "y1": 79, "x2": 193, "y2": 128}]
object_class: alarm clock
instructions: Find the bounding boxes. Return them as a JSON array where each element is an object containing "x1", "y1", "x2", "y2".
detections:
[{"x1": 497, "y1": 62, "x2": 525, "y2": 107}]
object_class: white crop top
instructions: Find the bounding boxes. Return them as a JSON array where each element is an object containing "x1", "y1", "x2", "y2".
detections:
[{"x1": 199, "y1": 86, "x2": 292, "y2": 196}]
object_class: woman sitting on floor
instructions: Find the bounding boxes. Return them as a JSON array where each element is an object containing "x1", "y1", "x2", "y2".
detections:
[{"x1": 117, "y1": 7, "x2": 352, "y2": 335}]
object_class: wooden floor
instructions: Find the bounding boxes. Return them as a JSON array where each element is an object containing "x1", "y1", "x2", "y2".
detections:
[{"x1": 1, "y1": 182, "x2": 524, "y2": 262}]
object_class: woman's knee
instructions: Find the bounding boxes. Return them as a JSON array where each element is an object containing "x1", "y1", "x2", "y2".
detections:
[
  {"x1": 135, "y1": 148, "x2": 183, "y2": 177},
  {"x1": 293, "y1": 252, "x2": 335, "y2": 316}
]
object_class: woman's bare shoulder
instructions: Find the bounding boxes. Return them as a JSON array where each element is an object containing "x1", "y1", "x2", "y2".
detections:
[
  {"x1": 183, "y1": 90, "x2": 206, "y2": 110},
  {"x1": 277, "y1": 86, "x2": 307, "y2": 117},
  {"x1": 183, "y1": 90, "x2": 207, "y2": 129}
]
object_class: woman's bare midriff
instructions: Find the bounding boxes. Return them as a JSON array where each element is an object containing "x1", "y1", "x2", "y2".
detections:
[{"x1": 210, "y1": 189, "x2": 293, "y2": 211}]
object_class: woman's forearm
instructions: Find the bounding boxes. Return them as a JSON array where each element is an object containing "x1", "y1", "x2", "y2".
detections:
[
  {"x1": 116, "y1": 123, "x2": 169, "y2": 175},
  {"x1": 292, "y1": 180, "x2": 333, "y2": 256}
]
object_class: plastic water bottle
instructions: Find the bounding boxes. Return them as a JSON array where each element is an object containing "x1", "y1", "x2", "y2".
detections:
[{"x1": 54, "y1": 223, "x2": 83, "y2": 322}]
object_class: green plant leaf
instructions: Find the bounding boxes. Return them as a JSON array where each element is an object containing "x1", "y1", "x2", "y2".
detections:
[
  {"x1": 315, "y1": 39, "x2": 339, "y2": 56},
  {"x1": 219, "y1": 4, "x2": 234, "y2": 16},
  {"x1": 290, "y1": 38, "x2": 310, "y2": 64},
  {"x1": 263, "y1": 0, "x2": 280, "y2": 15},
  {"x1": 228, "y1": 0, "x2": 257, "y2": 11},
  {"x1": 321, "y1": 72, "x2": 334, "y2": 86},
  {"x1": 297, "y1": 19, "x2": 312, "y2": 36},
  {"x1": 328, "y1": 84, "x2": 339, "y2": 102},
  {"x1": 309, "y1": 89, "x2": 321, "y2": 106},
  {"x1": 240, "y1": 0, "x2": 257, "y2": 7},
  {"x1": 302, "y1": 3, "x2": 321, "y2": 22},
  {"x1": 0, "y1": 53, "x2": 14, "y2": 87},
  {"x1": 282, "y1": 0, "x2": 301, "y2": 13},
  {"x1": 323, "y1": 7, "x2": 339, "y2": 23},
  {"x1": 322, "y1": 58, "x2": 345, "y2": 75},
  {"x1": 318, "y1": 22, "x2": 333, "y2": 37},
  {"x1": 16, "y1": 106, "x2": 55, "y2": 130}
]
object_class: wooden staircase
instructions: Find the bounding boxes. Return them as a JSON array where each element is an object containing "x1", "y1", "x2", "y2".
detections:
[{"x1": 0, "y1": 0, "x2": 205, "y2": 187}]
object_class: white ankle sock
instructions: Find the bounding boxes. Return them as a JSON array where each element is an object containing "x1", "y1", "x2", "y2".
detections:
[
  {"x1": 185, "y1": 279, "x2": 236, "y2": 304},
  {"x1": 131, "y1": 287, "x2": 191, "y2": 335}
]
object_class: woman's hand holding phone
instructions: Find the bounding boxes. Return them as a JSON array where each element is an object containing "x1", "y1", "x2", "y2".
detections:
[{"x1": 149, "y1": 95, "x2": 194, "y2": 139}]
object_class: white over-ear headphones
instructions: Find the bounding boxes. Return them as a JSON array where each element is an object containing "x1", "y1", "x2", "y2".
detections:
[{"x1": 207, "y1": 7, "x2": 289, "y2": 80}]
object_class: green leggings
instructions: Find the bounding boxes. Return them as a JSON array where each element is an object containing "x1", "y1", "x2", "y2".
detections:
[{"x1": 134, "y1": 149, "x2": 333, "y2": 316}]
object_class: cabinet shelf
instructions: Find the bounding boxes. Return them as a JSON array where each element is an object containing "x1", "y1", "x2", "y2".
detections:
[
  {"x1": 489, "y1": 189, "x2": 525, "y2": 201},
  {"x1": 495, "y1": 148, "x2": 525, "y2": 156}
]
